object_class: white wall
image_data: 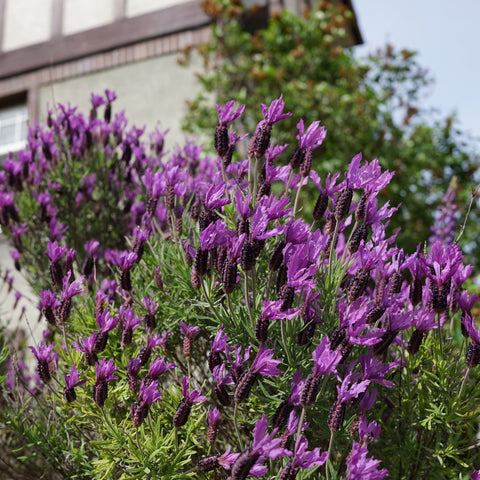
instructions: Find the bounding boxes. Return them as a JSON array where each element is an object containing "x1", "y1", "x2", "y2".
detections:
[
  {"x1": 126, "y1": 0, "x2": 191, "y2": 17},
  {"x1": 63, "y1": 0, "x2": 115, "y2": 35},
  {"x1": 3, "y1": 0, "x2": 53, "y2": 51},
  {"x1": 38, "y1": 52, "x2": 202, "y2": 148}
]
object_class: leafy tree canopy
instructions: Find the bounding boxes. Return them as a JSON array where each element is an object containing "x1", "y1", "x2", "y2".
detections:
[{"x1": 182, "y1": 0, "x2": 479, "y2": 259}]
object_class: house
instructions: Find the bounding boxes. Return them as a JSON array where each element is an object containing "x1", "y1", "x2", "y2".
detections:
[{"x1": 0, "y1": 0, "x2": 362, "y2": 152}]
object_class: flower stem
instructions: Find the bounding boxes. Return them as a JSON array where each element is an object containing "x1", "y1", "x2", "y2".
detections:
[
  {"x1": 233, "y1": 402, "x2": 243, "y2": 449},
  {"x1": 280, "y1": 319, "x2": 294, "y2": 367},
  {"x1": 244, "y1": 271, "x2": 254, "y2": 329},
  {"x1": 455, "y1": 192, "x2": 476, "y2": 244},
  {"x1": 326, "y1": 430, "x2": 335, "y2": 480},
  {"x1": 227, "y1": 293, "x2": 238, "y2": 329},
  {"x1": 252, "y1": 155, "x2": 260, "y2": 203},
  {"x1": 293, "y1": 183, "x2": 303, "y2": 218},
  {"x1": 458, "y1": 367, "x2": 470, "y2": 401}
]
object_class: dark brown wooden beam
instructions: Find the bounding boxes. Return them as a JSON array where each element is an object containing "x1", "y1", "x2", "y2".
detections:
[{"x1": 0, "y1": 0, "x2": 210, "y2": 80}]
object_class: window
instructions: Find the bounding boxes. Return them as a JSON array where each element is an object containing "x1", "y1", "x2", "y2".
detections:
[{"x1": 0, "y1": 103, "x2": 28, "y2": 157}]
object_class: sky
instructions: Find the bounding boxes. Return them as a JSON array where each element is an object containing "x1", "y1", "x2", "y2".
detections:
[{"x1": 352, "y1": 0, "x2": 480, "y2": 149}]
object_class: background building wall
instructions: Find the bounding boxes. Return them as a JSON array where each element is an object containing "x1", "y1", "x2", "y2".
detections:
[{"x1": 38, "y1": 52, "x2": 202, "y2": 147}]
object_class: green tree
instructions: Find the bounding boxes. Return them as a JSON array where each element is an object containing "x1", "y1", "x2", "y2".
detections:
[{"x1": 183, "y1": 0, "x2": 479, "y2": 258}]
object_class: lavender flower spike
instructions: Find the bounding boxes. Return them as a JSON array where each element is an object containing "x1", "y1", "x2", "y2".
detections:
[
  {"x1": 216, "y1": 100, "x2": 246, "y2": 125},
  {"x1": 131, "y1": 380, "x2": 162, "y2": 427},
  {"x1": 296, "y1": 119, "x2": 327, "y2": 150},
  {"x1": 229, "y1": 414, "x2": 291, "y2": 480},
  {"x1": 29, "y1": 342, "x2": 57, "y2": 383},
  {"x1": 346, "y1": 441, "x2": 388, "y2": 480},
  {"x1": 173, "y1": 376, "x2": 207, "y2": 428},
  {"x1": 64, "y1": 363, "x2": 87, "y2": 402},
  {"x1": 261, "y1": 94, "x2": 292, "y2": 125}
]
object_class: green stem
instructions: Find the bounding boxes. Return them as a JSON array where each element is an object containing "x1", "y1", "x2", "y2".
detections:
[
  {"x1": 251, "y1": 269, "x2": 257, "y2": 314},
  {"x1": 293, "y1": 182, "x2": 303, "y2": 217},
  {"x1": 244, "y1": 271, "x2": 254, "y2": 328},
  {"x1": 326, "y1": 430, "x2": 335, "y2": 480},
  {"x1": 266, "y1": 271, "x2": 273, "y2": 298},
  {"x1": 280, "y1": 319, "x2": 293, "y2": 366},
  {"x1": 233, "y1": 402, "x2": 243, "y2": 449},
  {"x1": 328, "y1": 220, "x2": 340, "y2": 275},
  {"x1": 295, "y1": 407, "x2": 306, "y2": 442},
  {"x1": 455, "y1": 192, "x2": 475, "y2": 244},
  {"x1": 252, "y1": 155, "x2": 260, "y2": 203},
  {"x1": 436, "y1": 312, "x2": 443, "y2": 359},
  {"x1": 458, "y1": 367, "x2": 470, "y2": 401},
  {"x1": 282, "y1": 170, "x2": 294, "y2": 198},
  {"x1": 200, "y1": 278, "x2": 223, "y2": 324},
  {"x1": 227, "y1": 293, "x2": 238, "y2": 329}
]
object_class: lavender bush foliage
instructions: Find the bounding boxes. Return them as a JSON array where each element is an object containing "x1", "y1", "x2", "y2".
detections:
[{"x1": 0, "y1": 93, "x2": 479, "y2": 479}]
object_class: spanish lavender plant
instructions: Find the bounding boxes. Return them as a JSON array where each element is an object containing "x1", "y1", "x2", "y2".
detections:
[{"x1": 1, "y1": 94, "x2": 479, "y2": 480}]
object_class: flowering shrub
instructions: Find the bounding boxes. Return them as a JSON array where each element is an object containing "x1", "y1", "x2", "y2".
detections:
[{"x1": 0, "y1": 93, "x2": 480, "y2": 479}]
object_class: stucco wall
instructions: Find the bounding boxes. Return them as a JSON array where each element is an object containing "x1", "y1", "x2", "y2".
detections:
[
  {"x1": 63, "y1": 0, "x2": 115, "y2": 35},
  {"x1": 37, "y1": 52, "x2": 202, "y2": 148},
  {"x1": 3, "y1": 0, "x2": 53, "y2": 51}
]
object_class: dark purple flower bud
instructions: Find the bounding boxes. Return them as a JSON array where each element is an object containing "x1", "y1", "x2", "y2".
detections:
[
  {"x1": 179, "y1": 321, "x2": 200, "y2": 357},
  {"x1": 64, "y1": 363, "x2": 86, "y2": 402},
  {"x1": 207, "y1": 407, "x2": 222, "y2": 444},
  {"x1": 269, "y1": 239, "x2": 285, "y2": 272},
  {"x1": 407, "y1": 329, "x2": 425, "y2": 355},
  {"x1": 29, "y1": 342, "x2": 57, "y2": 383},
  {"x1": 221, "y1": 259, "x2": 238, "y2": 294},
  {"x1": 230, "y1": 447, "x2": 260, "y2": 480},
  {"x1": 348, "y1": 269, "x2": 370, "y2": 302},
  {"x1": 312, "y1": 192, "x2": 329, "y2": 221},
  {"x1": 334, "y1": 188, "x2": 353, "y2": 221},
  {"x1": 355, "y1": 192, "x2": 368, "y2": 221},
  {"x1": 327, "y1": 399, "x2": 346, "y2": 432},
  {"x1": 197, "y1": 454, "x2": 221, "y2": 472},
  {"x1": 466, "y1": 343, "x2": 480, "y2": 367}
]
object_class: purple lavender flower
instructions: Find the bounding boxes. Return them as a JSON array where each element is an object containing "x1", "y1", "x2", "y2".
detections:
[
  {"x1": 301, "y1": 337, "x2": 342, "y2": 407},
  {"x1": 40, "y1": 289, "x2": 60, "y2": 325},
  {"x1": 173, "y1": 376, "x2": 207, "y2": 428},
  {"x1": 229, "y1": 414, "x2": 291, "y2": 480},
  {"x1": 213, "y1": 363, "x2": 234, "y2": 406},
  {"x1": 345, "y1": 441, "x2": 389, "y2": 480},
  {"x1": 119, "y1": 305, "x2": 142, "y2": 347},
  {"x1": 127, "y1": 357, "x2": 142, "y2": 394},
  {"x1": 260, "y1": 95, "x2": 292, "y2": 126},
  {"x1": 429, "y1": 179, "x2": 460, "y2": 245},
  {"x1": 93, "y1": 358, "x2": 118, "y2": 407},
  {"x1": 146, "y1": 356, "x2": 176, "y2": 381},
  {"x1": 29, "y1": 342, "x2": 58, "y2": 383},
  {"x1": 179, "y1": 321, "x2": 200, "y2": 357},
  {"x1": 45, "y1": 240, "x2": 66, "y2": 264},
  {"x1": 58, "y1": 272, "x2": 85, "y2": 322},
  {"x1": 204, "y1": 182, "x2": 231, "y2": 210},
  {"x1": 95, "y1": 358, "x2": 118, "y2": 383},
  {"x1": 216, "y1": 100, "x2": 246, "y2": 125},
  {"x1": 131, "y1": 379, "x2": 163, "y2": 427},
  {"x1": 209, "y1": 326, "x2": 228, "y2": 372},
  {"x1": 64, "y1": 363, "x2": 87, "y2": 402},
  {"x1": 74, "y1": 332, "x2": 98, "y2": 366},
  {"x1": 278, "y1": 435, "x2": 328, "y2": 478},
  {"x1": 94, "y1": 309, "x2": 118, "y2": 352},
  {"x1": 226, "y1": 344, "x2": 252, "y2": 384},
  {"x1": 142, "y1": 297, "x2": 158, "y2": 330},
  {"x1": 234, "y1": 344, "x2": 282, "y2": 403},
  {"x1": 138, "y1": 331, "x2": 172, "y2": 366},
  {"x1": 207, "y1": 407, "x2": 222, "y2": 443}
]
